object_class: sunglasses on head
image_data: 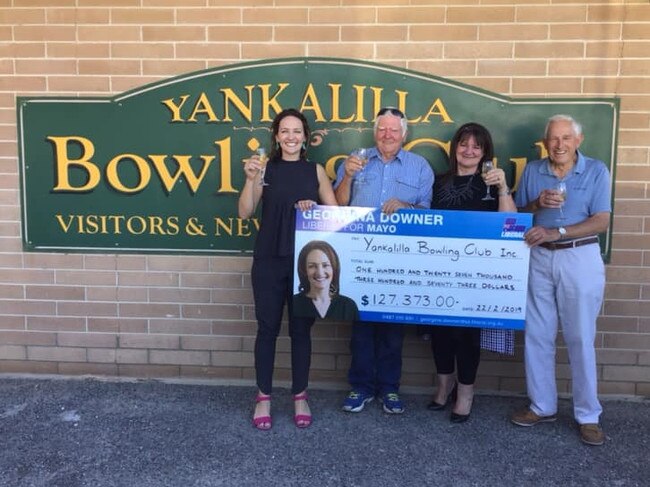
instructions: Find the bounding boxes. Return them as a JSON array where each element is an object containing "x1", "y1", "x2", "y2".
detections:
[{"x1": 376, "y1": 107, "x2": 405, "y2": 118}]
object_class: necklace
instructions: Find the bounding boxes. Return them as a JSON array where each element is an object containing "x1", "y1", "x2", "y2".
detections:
[{"x1": 437, "y1": 174, "x2": 477, "y2": 207}]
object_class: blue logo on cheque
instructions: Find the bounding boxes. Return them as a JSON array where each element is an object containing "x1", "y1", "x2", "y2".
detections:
[{"x1": 501, "y1": 218, "x2": 527, "y2": 238}]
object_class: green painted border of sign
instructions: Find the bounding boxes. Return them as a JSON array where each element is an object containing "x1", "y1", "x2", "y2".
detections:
[{"x1": 17, "y1": 57, "x2": 619, "y2": 262}]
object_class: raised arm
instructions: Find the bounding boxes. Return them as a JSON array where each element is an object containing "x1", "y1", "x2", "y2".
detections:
[
  {"x1": 334, "y1": 155, "x2": 364, "y2": 206},
  {"x1": 238, "y1": 156, "x2": 264, "y2": 219},
  {"x1": 485, "y1": 167, "x2": 516, "y2": 212}
]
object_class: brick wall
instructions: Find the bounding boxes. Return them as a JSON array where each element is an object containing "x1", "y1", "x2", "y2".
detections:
[{"x1": 1, "y1": 0, "x2": 649, "y2": 398}]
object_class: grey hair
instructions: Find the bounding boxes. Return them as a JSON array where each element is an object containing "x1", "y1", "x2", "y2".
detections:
[
  {"x1": 374, "y1": 112, "x2": 408, "y2": 137},
  {"x1": 544, "y1": 114, "x2": 583, "y2": 139}
]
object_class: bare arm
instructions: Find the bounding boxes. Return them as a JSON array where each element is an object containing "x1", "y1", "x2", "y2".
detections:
[
  {"x1": 293, "y1": 164, "x2": 339, "y2": 212},
  {"x1": 238, "y1": 157, "x2": 264, "y2": 219},
  {"x1": 316, "y1": 164, "x2": 338, "y2": 206}
]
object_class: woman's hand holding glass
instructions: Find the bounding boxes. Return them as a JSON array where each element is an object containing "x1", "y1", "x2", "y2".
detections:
[
  {"x1": 242, "y1": 148, "x2": 269, "y2": 186},
  {"x1": 482, "y1": 166, "x2": 508, "y2": 194},
  {"x1": 480, "y1": 160, "x2": 496, "y2": 201}
]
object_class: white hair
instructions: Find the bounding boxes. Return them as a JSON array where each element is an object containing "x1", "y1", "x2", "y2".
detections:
[
  {"x1": 374, "y1": 108, "x2": 408, "y2": 137},
  {"x1": 544, "y1": 114, "x2": 583, "y2": 139}
]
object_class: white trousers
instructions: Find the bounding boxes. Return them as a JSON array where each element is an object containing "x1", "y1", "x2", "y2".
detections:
[{"x1": 524, "y1": 243, "x2": 604, "y2": 424}]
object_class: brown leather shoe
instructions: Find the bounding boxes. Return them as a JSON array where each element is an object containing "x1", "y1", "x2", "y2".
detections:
[
  {"x1": 580, "y1": 423, "x2": 605, "y2": 446},
  {"x1": 510, "y1": 407, "x2": 557, "y2": 427}
]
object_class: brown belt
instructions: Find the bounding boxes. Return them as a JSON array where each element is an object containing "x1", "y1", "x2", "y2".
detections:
[{"x1": 540, "y1": 236, "x2": 599, "y2": 251}]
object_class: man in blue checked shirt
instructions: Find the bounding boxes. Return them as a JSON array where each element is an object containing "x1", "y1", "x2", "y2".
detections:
[{"x1": 334, "y1": 107, "x2": 434, "y2": 415}]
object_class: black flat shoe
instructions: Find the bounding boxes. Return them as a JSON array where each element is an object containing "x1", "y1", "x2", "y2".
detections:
[
  {"x1": 450, "y1": 411, "x2": 470, "y2": 423},
  {"x1": 427, "y1": 383, "x2": 457, "y2": 411}
]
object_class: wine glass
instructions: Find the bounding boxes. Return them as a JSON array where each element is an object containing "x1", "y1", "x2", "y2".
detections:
[
  {"x1": 481, "y1": 160, "x2": 495, "y2": 201},
  {"x1": 556, "y1": 181, "x2": 567, "y2": 221},
  {"x1": 351, "y1": 148, "x2": 369, "y2": 184},
  {"x1": 257, "y1": 147, "x2": 269, "y2": 186}
]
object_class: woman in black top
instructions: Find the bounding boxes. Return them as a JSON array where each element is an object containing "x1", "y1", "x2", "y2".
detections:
[
  {"x1": 238, "y1": 109, "x2": 337, "y2": 430},
  {"x1": 428, "y1": 122, "x2": 516, "y2": 422}
]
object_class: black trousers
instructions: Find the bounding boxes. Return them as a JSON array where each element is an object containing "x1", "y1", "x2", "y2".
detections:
[
  {"x1": 252, "y1": 256, "x2": 315, "y2": 395},
  {"x1": 430, "y1": 325, "x2": 481, "y2": 385}
]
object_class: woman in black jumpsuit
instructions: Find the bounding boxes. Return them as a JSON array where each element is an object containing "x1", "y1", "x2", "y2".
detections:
[{"x1": 238, "y1": 109, "x2": 337, "y2": 430}]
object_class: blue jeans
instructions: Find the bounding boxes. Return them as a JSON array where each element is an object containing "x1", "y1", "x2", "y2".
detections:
[{"x1": 348, "y1": 321, "x2": 404, "y2": 396}]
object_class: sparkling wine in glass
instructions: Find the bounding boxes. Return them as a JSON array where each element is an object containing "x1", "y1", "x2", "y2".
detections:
[
  {"x1": 556, "y1": 181, "x2": 567, "y2": 221},
  {"x1": 481, "y1": 160, "x2": 495, "y2": 201},
  {"x1": 351, "y1": 148, "x2": 369, "y2": 184},
  {"x1": 257, "y1": 147, "x2": 269, "y2": 186}
]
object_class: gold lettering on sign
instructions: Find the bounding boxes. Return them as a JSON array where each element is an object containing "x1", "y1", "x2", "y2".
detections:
[
  {"x1": 328, "y1": 84, "x2": 355, "y2": 123},
  {"x1": 420, "y1": 99, "x2": 453, "y2": 124},
  {"x1": 259, "y1": 83, "x2": 290, "y2": 122},
  {"x1": 508, "y1": 158, "x2": 527, "y2": 192},
  {"x1": 300, "y1": 83, "x2": 326, "y2": 122},
  {"x1": 405, "y1": 138, "x2": 451, "y2": 154},
  {"x1": 49, "y1": 136, "x2": 101, "y2": 191},
  {"x1": 49, "y1": 136, "x2": 236, "y2": 195},
  {"x1": 55, "y1": 214, "x2": 181, "y2": 235},
  {"x1": 106, "y1": 154, "x2": 150, "y2": 193},
  {"x1": 188, "y1": 92, "x2": 219, "y2": 122},
  {"x1": 221, "y1": 85, "x2": 255, "y2": 122},
  {"x1": 214, "y1": 217, "x2": 261, "y2": 237},
  {"x1": 161, "y1": 94, "x2": 190, "y2": 122},
  {"x1": 159, "y1": 83, "x2": 454, "y2": 125},
  {"x1": 149, "y1": 155, "x2": 216, "y2": 194}
]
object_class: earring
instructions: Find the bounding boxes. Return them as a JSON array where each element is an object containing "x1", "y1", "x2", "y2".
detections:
[
  {"x1": 302, "y1": 142, "x2": 306, "y2": 150},
  {"x1": 276, "y1": 141, "x2": 280, "y2": 150}
]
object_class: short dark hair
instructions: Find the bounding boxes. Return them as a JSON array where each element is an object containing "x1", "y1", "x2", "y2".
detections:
[
  {"x1": 269, "y1": 108, "x2": 311, "y2": 160},
  {"x1": 297, "y1": 240, "x2": 341, "y2": 295}
]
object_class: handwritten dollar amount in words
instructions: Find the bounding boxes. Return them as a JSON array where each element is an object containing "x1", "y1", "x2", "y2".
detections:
[{"x1": 360, "y1": 294, "x2": 458, "y2": 308}]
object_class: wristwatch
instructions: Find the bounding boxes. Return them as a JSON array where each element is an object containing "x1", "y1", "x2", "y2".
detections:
[{"x1": 558, "y1": 226, "x2": 567, "y2": 238}]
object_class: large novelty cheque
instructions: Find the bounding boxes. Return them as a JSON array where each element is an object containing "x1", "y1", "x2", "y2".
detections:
[{"x1": 293, "y1": 205, "x2": 533, "y2": 330}]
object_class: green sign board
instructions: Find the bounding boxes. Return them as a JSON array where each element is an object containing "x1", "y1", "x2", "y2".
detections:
[{"x1": 18, "y1": 57, "x2": 618, "y2": 258}]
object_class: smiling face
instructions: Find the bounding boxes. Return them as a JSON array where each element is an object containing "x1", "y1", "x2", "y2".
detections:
[
  {"x1": 448, "y1": 123, "x2": 494, "y2": 178},
  {"x1": 455, "y1": 135, "x2": 485, "y2": 175},
  {"x1": 374, "y1": 113, "x2": 406, "y2": 160},
  {"x1": 544, "y1": 119, "x2": 583, "y2": 167},
  {"x1": 305, "y1": 249, "x2": 333, "y2": 294},
  {"x1": 275, "y1": 115, "x2": 306, "y2": 161}
]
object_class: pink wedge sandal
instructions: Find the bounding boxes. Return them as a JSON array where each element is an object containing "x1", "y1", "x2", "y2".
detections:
[
  {"x1": 252, "y1": 393, "x2": 272, "y2": 431},
  {"x1": 293, "y1": 392, "x2": 312, "y2": 428}
]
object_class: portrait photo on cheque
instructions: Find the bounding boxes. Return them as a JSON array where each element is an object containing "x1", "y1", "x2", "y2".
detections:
[{"x1": 292, "y1": 239, "x2": 359, "y2": 321}]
